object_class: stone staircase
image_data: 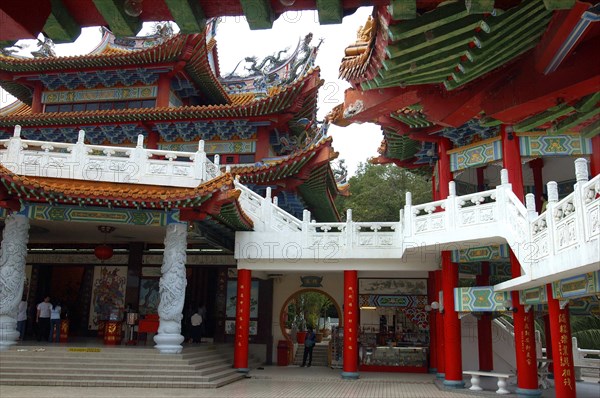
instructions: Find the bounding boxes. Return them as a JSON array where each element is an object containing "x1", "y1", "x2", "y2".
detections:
[
  {"x1": 0, "y1": 343, "x2": 257, "y2": 388},
  {"x1": 292, "y1": 342, "x2": 329, "y2": 367}
]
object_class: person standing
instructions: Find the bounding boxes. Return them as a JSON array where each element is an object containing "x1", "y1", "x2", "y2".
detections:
[
  {"x1": 16, "y1": 299, "x2": 27, "y2": 341},
  {"x1": 49, "y1": 301, "x2": 62, "y2": 342},
  {"x1": 300, "y1": 326, "x2": 316, "y2": 367},
  {"x1": 36, "y1": 296, "x2": 51, "y2": 342},
  {"x1": 190, "y1": 308, "x2": 203, "y2": 343}
]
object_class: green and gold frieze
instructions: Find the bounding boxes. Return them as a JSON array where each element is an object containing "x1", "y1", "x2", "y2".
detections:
[
  {"x1": 42, "y1": 86, "x2": 158, "y2": 104},
  {"x1": 448, "y1": 137, "x2": 502, "y2": 172},
  {"x1": 518, "y1": 132, "x2": 592, "y2": 156}
]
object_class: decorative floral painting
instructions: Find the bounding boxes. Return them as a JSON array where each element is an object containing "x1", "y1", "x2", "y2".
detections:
[
  {"x1": 88, "y1": 266, "x2": 127, "y2": 330},
  {"x1": 226, "y1": 280, "x2": 259, "y2": 318}
]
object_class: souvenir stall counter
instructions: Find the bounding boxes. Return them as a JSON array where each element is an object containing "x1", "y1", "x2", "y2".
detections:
[{"x1": 358, "y1": 278, "x2": 430, "y2": 373}]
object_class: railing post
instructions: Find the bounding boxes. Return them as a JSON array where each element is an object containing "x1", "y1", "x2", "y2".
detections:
[
  {"x1": 403, "y1": 191, "x2": 412, "y2": 237},
  {"x1": 194, "y1": 140, "x2": 207, "y2": 181},
  {"x1": 525, "y1": 193, "x2": 537, "y2": 221},
  {"x1": 573, "y1": 158, "x2": 589, "y2": 243},
  {"x1": 69, "y1": 129, "x2": 89, "y2": 180},
  {"x1": 346, "y1": 208, "x2": 353, "y2": 249},
  {"x1": 302, "y1": 209, "x2": 311, "y2": 247},
  {"x1": 546, "y1": 181, "x2": 558, "y2": 257},
  {"x1": 262, "y1": 187, "x2": 272, "y2": 228},
  {"x1": 5, "y1": 125, "x2": 24, "y2": 172},
  {"x1": 446, "y1": 181, "x2": 456, "y2": 232},
  {"x1": 496, "y1": 169, "x2": 510, "y2": 225}
]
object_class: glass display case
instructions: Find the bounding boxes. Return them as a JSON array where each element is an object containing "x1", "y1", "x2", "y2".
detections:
[{"x1": 360, "y1": 346, "x2": 428, "y2": 368}]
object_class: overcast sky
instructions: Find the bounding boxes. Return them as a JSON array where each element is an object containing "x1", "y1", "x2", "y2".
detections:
[{"x1": 0, "y1": 8, "x2": 382, "y2": 175}]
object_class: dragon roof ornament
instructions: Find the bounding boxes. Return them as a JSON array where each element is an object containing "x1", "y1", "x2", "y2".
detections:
[{"x1": 220, "y1": 33, "x2": 322, "y2": 95}]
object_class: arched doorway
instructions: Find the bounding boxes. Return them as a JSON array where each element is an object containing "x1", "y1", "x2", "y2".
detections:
[{"x1": 279, "y1": 289, "x2": 342, "y2": 343}]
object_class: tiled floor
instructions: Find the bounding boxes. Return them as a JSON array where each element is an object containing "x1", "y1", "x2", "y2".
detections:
[{"x1": 0, "y1": 366, "x2": 475, "y2": 398}]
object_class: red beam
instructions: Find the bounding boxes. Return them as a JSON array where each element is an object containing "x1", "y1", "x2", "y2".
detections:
[
  {"x1": 534, "y1": 2, "x2": 592, "y2": 74},
  {"x1": 342, "y1": 86, "x2": 420, "y2": 124},
  {"x1": 0, "y1": 2, "x2": 51, "y2": 41},
  {"x1": 483, "y1": 40, "x2": 600, "y2": 123}
]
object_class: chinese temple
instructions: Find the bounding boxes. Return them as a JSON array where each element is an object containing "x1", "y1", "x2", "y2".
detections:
[
  {"x1": 0, "y1": 20, "x2": 341, "y2": 361},
  {"x1": 0, "y1": 1, "x2": 599, "y2": 396}
]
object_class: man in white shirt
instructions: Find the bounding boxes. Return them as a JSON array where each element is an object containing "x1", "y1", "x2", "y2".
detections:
[{"x1": 36, "y1": 296, "x2": 51, "y2": 341}]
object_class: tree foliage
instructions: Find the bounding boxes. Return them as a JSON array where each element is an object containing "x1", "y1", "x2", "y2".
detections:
[{"x1": 336, "y1": 162, "x2": 432, "y2": 222}]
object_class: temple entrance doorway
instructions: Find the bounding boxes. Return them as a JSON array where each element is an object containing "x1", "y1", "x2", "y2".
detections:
[{"x1": 280, "y1": 289, "x2": 341, "y2": 344}]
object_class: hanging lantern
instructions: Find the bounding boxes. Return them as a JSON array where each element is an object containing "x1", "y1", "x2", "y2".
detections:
[
  {"x1": 94, "y1": 244, "x2": 114, "y2": 261},
  {"x1": 95, "y1": 225, "x2": 116, "y2": 261}
]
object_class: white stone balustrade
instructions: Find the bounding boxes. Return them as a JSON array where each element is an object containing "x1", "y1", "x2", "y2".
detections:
[
  {"x1": 0, "y1": 125, "x2": 221, "y2": 188},
  {"x1": 235, "y1": 159, "x2": 599, "y2": 290}
]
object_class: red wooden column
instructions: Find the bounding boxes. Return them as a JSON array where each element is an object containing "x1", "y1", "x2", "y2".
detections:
[
  {"x1": 156, "y1": 74, "x2": 171, "y2": 108},
  {"x1": 441, "y1": 251, "x2": 463, "y2": 387},
  {"x1": 428, "y1": 271, "x2": 438, "y2": 373},
  {"x1": 31, "y1": 82, "x2": 43, "y2": 113},
  {"x1": 529, "y1": 158, "x2": 544, "y2": 212},
  {"x1": 438, "y1": 138, "x2": 463, "y2": 387},
  {"x1": 591, "y1": 136, "x2": 600, "y2": 177},
  {"x1": 254, "y1": 126, "x2": 271, "y2": 162},
  {"x1": 146, "y1": 131, "x2": 160, "y2": 150},
  {"x1": 545, "y1": 285, "x2": 576, "y2": 397},
  {"x1": 476, "y1": 262, "x2": 493, "y2": 371},
  {"x1": 233, "y1": 269, "x2": 252, "y2": 373},
  {"x1": 502, "y1": 126, "x2": 540, "y2": 396},
  {"x1": 341, "y1": 270, "x2": 359, "y2": 379},
  {"x1": 435, "y1": 270, "x2": 445, "y2": 379}
]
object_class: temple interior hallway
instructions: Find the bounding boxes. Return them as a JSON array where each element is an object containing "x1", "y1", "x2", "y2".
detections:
[{"x1": 1, "y1": 366, "x2": 599, "y2": 398}]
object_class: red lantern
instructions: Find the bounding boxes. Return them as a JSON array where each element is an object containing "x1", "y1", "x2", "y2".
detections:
[{"x1": 94, "y1": 244, "x2": 113, "y2": 261}]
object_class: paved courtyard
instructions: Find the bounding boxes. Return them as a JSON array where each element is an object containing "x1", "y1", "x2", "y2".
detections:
[{"x1": 1, "y1": 365, "x2": 599, "y2": 398}]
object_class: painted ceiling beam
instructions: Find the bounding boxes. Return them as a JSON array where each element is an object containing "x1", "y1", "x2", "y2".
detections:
[
  {"x1": 163, "y1": 0, "x2": 206, "y2": 34},
  {"x1": 579, "y1": 117, "x2": 600, "y2": 138},
  {"x1": 316, "y1": 0, "x2": 343, "y2": 24},
  {"x1": 483, "y1": 39, "x2": 600, "y2": 123},
  {"x1": 239, "y1": 0, "x2": 273, "y2": 30},
  {"x1": 91, "y1": 0, "x2": 142, "y2": 37},
  {"x1": 389, "y1": 0, "x2": 416, "y2": 20},
  {"x1": 43, "y1": 0, "x2": 81, "y2": 44}
]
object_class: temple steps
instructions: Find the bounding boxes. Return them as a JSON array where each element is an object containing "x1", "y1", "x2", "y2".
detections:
[
  {"x1": 292, "y1": 342, "x2": 330, "y2": 367},
  {"x1": 0, "y1": 343, "x2": 257, "y2": 388}
]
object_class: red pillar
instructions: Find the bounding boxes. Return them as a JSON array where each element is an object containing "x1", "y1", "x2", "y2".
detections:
[
  {"x1": 438, "y1": 138, "x2": 452, "y2": 198},
  {"x1": 590, "y1": 136, "x2": 600, "y2": 177},
  {"x1": 156, "y1": 74, "x2": 171, "y2": 108},
  {"x1": 435, "y1": 270, "x2": 445, "y2": 378},
  {"x1": 529, "y1": 158, "x2": 544, "y2": 212},
  {"x1": 254, "y1": 126, "x2": 271, "y2": 162},
  {"x1": 31, "y1": 82, "x2": 43, "y2": 113},
  {"x1": 476, "y1": 262, "x2": 493, "y2": 371},
  {"x1": 545, "y1": 285, "x2": 576, "y2": 397},
  {"x1": 502, "y1": 126, "x2": 540, "y2": 395},
  {"x1": 233, "y1": 269, "x2": 251, "y2": 372},
  {"x1": 342, "y1": 270, "x2": 359, "y2": 379},
  {"x1": 146, "y1": 131, "x2": 160, "y2": 150},
  {"x1": 428, "y1": 271, "x2": 438, "y2": 373},
  {"x1": 441, "y1": 252, "x2": 463, "y2": 387}
]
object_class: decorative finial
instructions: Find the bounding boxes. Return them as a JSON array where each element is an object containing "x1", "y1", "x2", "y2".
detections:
[
  {"x1": 405, "y1": 191, "x2": 412, "y2": 206},
  {"x1": 137, "y1": 134, "x2": 144, "y2": 148},
  {"x1": 13, "y1": 125, "x2": 21, "y2": 137},
  {"x1": 449, "y1": 181, "x2": 456, "y2": 197},
  {"x1": 574, "y1": 158, "x2": 588, "y2": 183},
  {"x1": 77, "y1": 130, "x2": 85, "y2": 143},
  {"x1": 346, "y1": 209, "x2": 353, "y2": 222},
  {"x1": 265, "y1": 187, "x2": 272, "y2": 200},
  {"x1": 547, "y1": 181, "x2": 558, "y2": 203},
  {"x1": 525, "y1": 193, "x2": 536, "y2": 212},
  {"x1": 198, "y1": 140, "x2": 205, "y2": 152},
  {"x1": 500, "y1": 169, "x2": 509, "y2": 185}
]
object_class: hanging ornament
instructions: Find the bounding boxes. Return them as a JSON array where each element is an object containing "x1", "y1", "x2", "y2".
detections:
[{"x1": 95, "y1": 225, "x2": 115, "y2": 261}]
